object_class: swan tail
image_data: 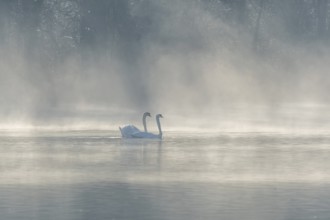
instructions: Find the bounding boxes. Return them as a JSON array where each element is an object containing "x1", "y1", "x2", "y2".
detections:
[{"x1": 119, "y1": 127, "x2": 123, "y2": 136}]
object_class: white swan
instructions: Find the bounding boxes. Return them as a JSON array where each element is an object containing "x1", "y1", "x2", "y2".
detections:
[
  {"x1": 132, "y1": 114, "x2": 163, "y2": 139},
  {"x1": 119, "y1": 112, "x2": 151, "y2": 138}
]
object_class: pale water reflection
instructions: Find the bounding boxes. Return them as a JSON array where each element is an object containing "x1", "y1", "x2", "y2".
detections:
[{"x1": 1, "y1": 130, "x2": 330, "y2": 219}]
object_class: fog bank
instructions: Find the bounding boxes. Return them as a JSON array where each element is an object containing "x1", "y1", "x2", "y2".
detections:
[{"x1": 1, "y1": 0, "x2": 330, "y2": 131}]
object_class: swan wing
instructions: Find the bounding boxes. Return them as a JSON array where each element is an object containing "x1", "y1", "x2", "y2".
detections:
[{"x1": 119, "y1": 125, "x2": 141, "y2": 138}]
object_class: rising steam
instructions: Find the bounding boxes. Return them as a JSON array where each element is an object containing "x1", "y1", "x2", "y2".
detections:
[{"x1": 1, "y1": 0, "x2": 330, "y2": 131}]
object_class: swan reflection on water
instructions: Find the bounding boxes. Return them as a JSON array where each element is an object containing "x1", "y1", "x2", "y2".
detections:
[{"x1": 120, "y1": 113, "x2": 164, "y2": 140}]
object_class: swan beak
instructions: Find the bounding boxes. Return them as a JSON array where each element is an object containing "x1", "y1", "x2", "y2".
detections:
[{"x1": 160, "y1": 114, "x2": 163, "y2": 118}]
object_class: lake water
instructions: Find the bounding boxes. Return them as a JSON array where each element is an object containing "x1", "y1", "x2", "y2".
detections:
[{"x1": 1, "y1": 130, "x2": 330, "y2": 220}]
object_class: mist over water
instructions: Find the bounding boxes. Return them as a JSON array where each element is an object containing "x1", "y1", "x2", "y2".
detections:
[
  {"x1": 1, "y1": 0, "x2": 330, "y2": 132},
  {"x1": 2, "y1": 2, "x2": 330, "y2": 219},
  {"x1": 1, "y1": 130, "x2": 330, "y2": 220}
]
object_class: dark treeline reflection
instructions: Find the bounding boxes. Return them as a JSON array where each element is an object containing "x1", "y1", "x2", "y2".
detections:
[{"x1": 0, "y1": 0, "x2": 330, "y2": 128}]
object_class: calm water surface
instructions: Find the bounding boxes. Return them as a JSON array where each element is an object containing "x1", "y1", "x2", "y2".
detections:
[{"x1": 1, "y1": 130, "x2": 330, "y2": 220}]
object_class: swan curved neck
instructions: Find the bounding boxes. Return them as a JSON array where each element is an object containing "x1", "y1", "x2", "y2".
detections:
[
  {"x1": 156, "y1": 116, "x2": 162, "y2": 138},
  {"x1": 143, "y1": 114, "x2": 148, "y2": 132}
]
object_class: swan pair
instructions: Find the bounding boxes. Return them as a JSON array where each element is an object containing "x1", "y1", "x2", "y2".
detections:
[{"x1": 119, "y1": 112, "x2": 163, "y2": 139}]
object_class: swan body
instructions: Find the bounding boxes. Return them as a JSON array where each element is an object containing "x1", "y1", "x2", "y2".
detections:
[
  {"x1": 119, "y1": 112, "x2": 151, "y2": 138},
  {"x1": 132, "y1": 114, "x2": 163, "y2": 139},
  {"x1": 131, "y1": 131, "x2": 160, "y2": 139},
  {"x1": 119, "y1": 125, "x2": 140, "y2": 138}
]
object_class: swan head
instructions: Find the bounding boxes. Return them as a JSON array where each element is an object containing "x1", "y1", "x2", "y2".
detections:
[
  {"x1": 156, "y1": 114, "x2": 163, "y2": 118},
  {"x1": 143, "y1": 112, "x2": 151, "y2": 117}
]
